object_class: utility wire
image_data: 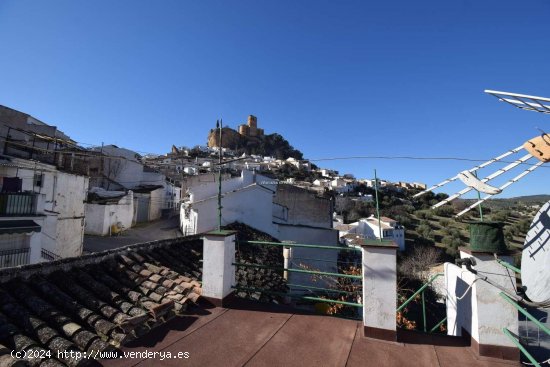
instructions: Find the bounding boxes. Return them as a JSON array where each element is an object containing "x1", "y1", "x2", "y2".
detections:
[
  {"x1": 2, "y1": 131, "x2": 549, "y2": 171},
  {"x1": 309, "y1": 155, "x2": 550, "y2": 168}
]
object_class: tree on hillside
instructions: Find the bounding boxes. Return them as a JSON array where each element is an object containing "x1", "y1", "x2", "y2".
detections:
[
  {"x1": 416, "y1": 223, "x2": 434, "y2": 241},
  {"x1": 434, "y1": 205, "x2": 454, "y2": 217},
  {"x1": 398, "y1": 246, "x2": 442, "y2": 281}
]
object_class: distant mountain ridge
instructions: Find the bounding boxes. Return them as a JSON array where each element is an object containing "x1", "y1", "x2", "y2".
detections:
[
  {"x1": 459, "y1": 194, "x2": 549, "y2": 210},
  {"x1": 461, "y1": 194, "x2": 549, "y2": 203},
  {"x1": 504, "y1": 194, "x2": 550, "y2": 203}
]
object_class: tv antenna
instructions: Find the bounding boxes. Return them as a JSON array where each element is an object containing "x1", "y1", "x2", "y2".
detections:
[
  {"x1": 414, "y1": 90, "x2": 549, "y2": 217},
  {"x1": 485, "y1": 89, "x2": 550, "y2": 114}
]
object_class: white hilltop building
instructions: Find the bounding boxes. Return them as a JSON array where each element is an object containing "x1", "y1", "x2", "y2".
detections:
[{"x1": 337, "y1": 215, "x2": 405, "y2": 251}]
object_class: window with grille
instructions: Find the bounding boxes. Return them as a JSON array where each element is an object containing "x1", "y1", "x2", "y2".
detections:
[{"x1": 33, "y1": 173, "x2": 43, "y2": 187}]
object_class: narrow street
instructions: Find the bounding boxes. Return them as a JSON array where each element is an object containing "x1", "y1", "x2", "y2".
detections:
[{"x1": 83, "y1": 216, "x2": 182, "y2": 253}]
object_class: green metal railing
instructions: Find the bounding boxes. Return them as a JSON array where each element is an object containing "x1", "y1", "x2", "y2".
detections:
[
  {"x1": 240, "y1": 240, "x2": 362, "y2": 252},
  {"x1": 396, "y1": 273, "x2": 446, "y2": 333},
  {"x1": 500, "y1": 293, "x2": 550, "y2": 336},
  {"x1": 488, "y1": 259, "x2": 546, "y2": 365},
  {"x1": 286, "y1": 283, "x2": 360, "y2": 296},
  {"x1": 231, "y1": 285, "x2": 363, "y2": 308},
  {"x1": 502, "y1": 328, "x2": 541, "y2": 367},
  {"x1": 499, "y1": 292, "x2": 548, "y2": 366},
  {"x1": 232, "y1": 262, "x2": 362, "y2": 280},
  {"x1": 234, "y1": 240, "x2": 363, "y2": 311},
  {"x1": 496, "y1": 258, "x2": 521, "y2": 274},
  {"x1": 466, "y1": 259, "x2": 543, "y2": 365}
]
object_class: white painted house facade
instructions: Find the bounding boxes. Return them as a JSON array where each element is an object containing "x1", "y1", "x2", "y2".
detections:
[
  {"x1": 85, "y1": 190, "x2": 134, "y2": 236},
  {"x1": 180, "y1": 171, "x2": 277, "y2": 236},
  {"x1": 180, "y1": 172, "x2": 339, "y2": 293},
  {"x1": 339, "y1": 215, "x2": 406, "y2": 251},
  {"x1": 0, "y1": 156, "x2": 89, "y2": 268},
  {"x1": 86, "y1": 145, "x2": 181, "y2": 233}
]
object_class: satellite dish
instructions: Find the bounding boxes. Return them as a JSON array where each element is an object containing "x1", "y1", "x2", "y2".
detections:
[{"x1": 521, "y1": 200, "x2": 550, "y2": 303}]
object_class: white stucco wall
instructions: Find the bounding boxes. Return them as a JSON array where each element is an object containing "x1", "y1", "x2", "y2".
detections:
[
  {"x1": 141, "y1": 171, "x2": 165, "y2": 186},
  {"x1": 359, "y1": 220, "x2": 406, "y2": 251},
  {"x1": 163, "y1": 182, "x2": 181, "y2": 209},
  {"x1": 363, "y1": 246, "x2": 397, "y2": 332},
  {"x1": 0, "y1": 159, "x2": 88, "y2": 259},
  {"x1": 445, "y1": 253, "x2": 518, "y2": 348},
  {"x1": 53, "y1": 172, "x2": 88, "y2": 217},
  {"x1": 103, "y1": 156, "x2": 141, "y2": 188},
  {"x1": 85, "y1": 204, "x2": 109, "y2": 235},
  {"x1": 55, "y1": 218, "x2": 85, "y2": 257},
  {"x1": 202, "y1": 234, "x2": 236, "y2": 300},
  {"x1": 99, "y1": 146, "x2": 165, "y2": 189},
  {"x1": 29, "y1": 230, "x2": 42, "y2": 263},
  {"x1": 85, "y1": 192, "x2": 134, "y2": 236},
  {"x1": 277, "y1": 225, "x2": 340, "y2": 293},
  {"x1": 51, "y1": 171, "x2": 89, "y2": 257},
  {"x1": 149, "y1": 188, "x2": 164, "y2": 221},
  {"x1": 185, "y1": 184, "x2": 276, "y2": 236},
  {"x1": 189, "y1": 171, "x2": 275, "y2": 202},
  {"x1": 445, "y1": 262, "x2": 479, "y2": 340}
]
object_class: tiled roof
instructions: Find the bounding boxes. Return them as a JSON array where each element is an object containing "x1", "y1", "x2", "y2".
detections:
[
  {"x1": 0, "y1": 237, "x2": 203, "y2": 366},
  {"x1": 342, "y1": 234, "x2": 367, "y2": 247},
  {"x1": 366, "y1": 219, "x2": 393, "y2": 230},
  {"x1": 334, "y1": 224, "x2": 357, "y2": 231}
]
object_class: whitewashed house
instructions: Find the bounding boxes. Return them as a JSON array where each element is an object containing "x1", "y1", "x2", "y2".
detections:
[
  {"x1": 340, "y1": 215, "x2": 405, "y2": 251},
  {"x1": 300, "y1": 160, "x2": 312, "y2": 172},
  {"x1": 0, "y1": 156, "x2": 89, "y2": 267},
  {"x1": 364, "y1": 178, "x2": 389, "y2": 188},
  {"x1": 180, "y1": 170, "x2": 277, "y2": 236},
  {"x1": 285, "y1": 157, "x2": 300, "y2": 169},
  {"x1": 334, "y1": 223, "x2": 359, "y2": 239},
  {"x1": 330, "y1": 177, "x2": 346, "y2": 189},
  {"x1": 180, "y1": 171, "x2": 338, "y2": 244},
  {"x1": 183, "y1": 166, "x2": 199, "y2": 175},
  {"x1": 163, "y1": 180, "x2": 182, "y2": 211},
  {"x1": 87, "y1": 145, "x2": 179, "y2": 224},
  {"x1": 245, "y1": 161, "x2": 262, "y2": 171},
  {"x1": 85, "y1": 188, "x2": 134, "y2": 236},
  {"x1": 180, "y1": 172, "x2": 339, "y2": 293},
  {"x1": 313, "y1": 179, "x2": 330, "y2": 187},
  {"x1": 320, "y1": 169, "x2": 337, "y2": 178}
]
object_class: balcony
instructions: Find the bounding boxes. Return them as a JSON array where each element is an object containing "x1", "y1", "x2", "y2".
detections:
[
  {"x1": 0, "y1": 247, "x2": 30, "y2": 268},
  {"x1": 0, "y1": 192, "x2": 37, "y2": 216},
  {"x1": 41, "y1": 248, "x2": 61, "y2": 261}
]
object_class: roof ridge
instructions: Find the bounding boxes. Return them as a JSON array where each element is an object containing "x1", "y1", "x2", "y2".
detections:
[{"x1": 0, "y1": 235, "x2": 201, "y2": 283}]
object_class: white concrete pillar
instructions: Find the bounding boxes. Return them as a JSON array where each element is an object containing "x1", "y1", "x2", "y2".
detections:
[
  {"x1": 201, "y1": 230, "x2": 236, "y2": 307},
  {"x1": 282, "y1": 246, "x2": 291, "y2": 281},
  {"x1": 362, "y1": 241, "x2": 398, "y2": 341},
  {"x1": 446, "y1": 248, "x2": 519, "y2": 360}
]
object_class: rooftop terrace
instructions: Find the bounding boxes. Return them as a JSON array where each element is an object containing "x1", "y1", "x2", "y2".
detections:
[{"x1": 103, "y1": 299, "x2": 520, "y2": 367}]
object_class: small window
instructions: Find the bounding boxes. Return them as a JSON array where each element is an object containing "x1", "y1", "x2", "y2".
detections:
[{"x1": 34, "y1": 173, "x2": 43, "y2": 188}]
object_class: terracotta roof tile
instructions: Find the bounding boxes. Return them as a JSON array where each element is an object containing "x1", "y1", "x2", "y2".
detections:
[{"x1": 0, "y1": 237, "x2": 203, "y2": 366}]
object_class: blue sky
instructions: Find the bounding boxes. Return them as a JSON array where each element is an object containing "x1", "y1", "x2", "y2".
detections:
[{"x1": 0, "y1": 0, "x2": 549, "y2": 198}]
